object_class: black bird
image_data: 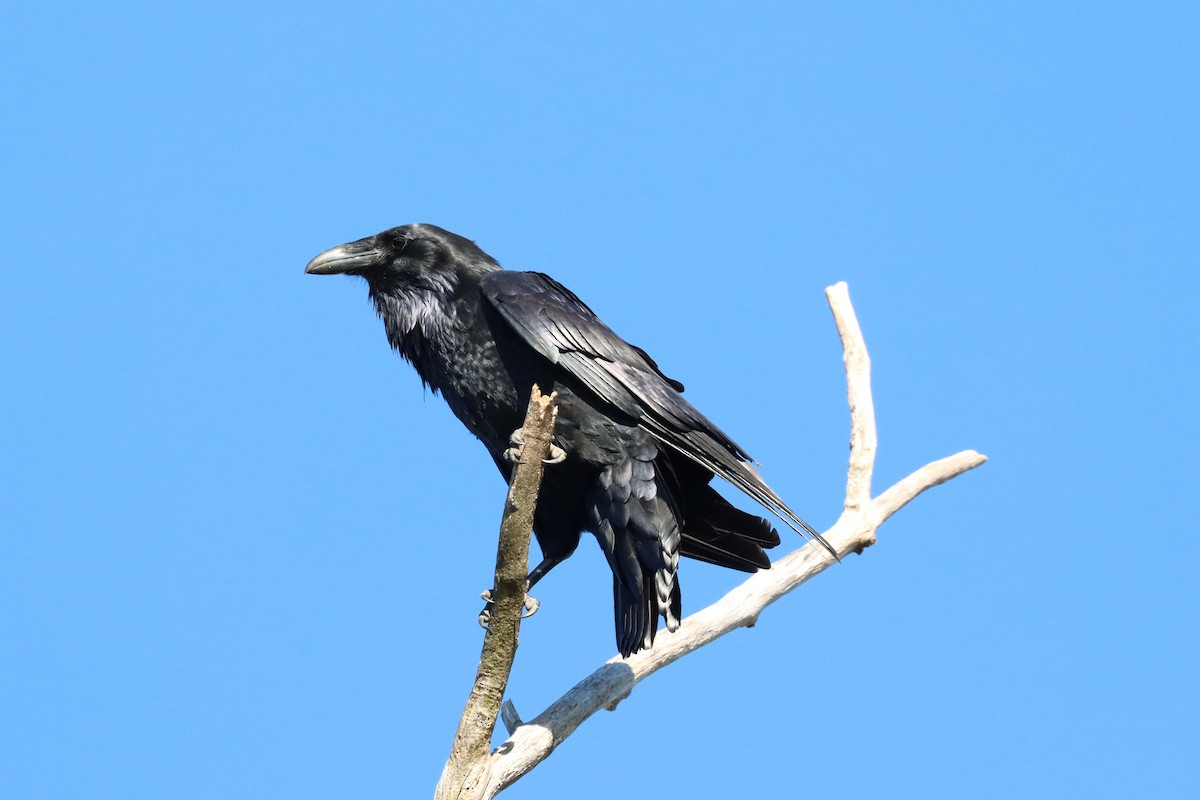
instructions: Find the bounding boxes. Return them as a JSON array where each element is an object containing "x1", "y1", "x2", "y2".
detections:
[{"x1": 306, "y1": 224, "x2": 835, "y2": 656}]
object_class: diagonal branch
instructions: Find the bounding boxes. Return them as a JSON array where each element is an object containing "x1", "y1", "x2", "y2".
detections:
[
  {"x1": 442, "y1": 282, "x2": 986, "y2": 799},
  {"x1": 434, "y1": 386, "x2": 558, "y2": 800}
]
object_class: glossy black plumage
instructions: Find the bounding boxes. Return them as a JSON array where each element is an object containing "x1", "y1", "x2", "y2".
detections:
[{"x1": 306, "y1": 223, "x2": 834, "y2": 656}]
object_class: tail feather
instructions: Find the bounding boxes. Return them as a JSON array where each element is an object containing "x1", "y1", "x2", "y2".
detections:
[
  {"x1": 681, "y1": 525, "x2": 771, "y2": 571},
  {"x1": 680, "y1": 485, "x2": 779, "y2": 571}
]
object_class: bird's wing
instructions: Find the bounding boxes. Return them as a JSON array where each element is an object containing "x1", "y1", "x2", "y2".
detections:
[{"x1": 481, "y1": 270, "x2": 835, "y2": 557}]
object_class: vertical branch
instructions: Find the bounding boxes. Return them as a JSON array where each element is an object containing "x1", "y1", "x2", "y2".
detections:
[
  {"x1": 434, "y1": 386, "x2": 558, "y2": 800},
  {"x1": 826, "y1": 282, "x2": 877, "y2": 513}
]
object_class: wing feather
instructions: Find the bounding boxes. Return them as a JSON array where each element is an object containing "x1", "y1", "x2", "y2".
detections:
[{"x1": 481, "y1": 270, "x2": 837, "y2": 559}]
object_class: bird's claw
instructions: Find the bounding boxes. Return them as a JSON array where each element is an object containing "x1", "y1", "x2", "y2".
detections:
[
  {"x1": 477, "y1": 588, "x2": 540, "y2": 628},
  {"x1": 478, "y1": 589, "x2": 494, "y2": 627},
  {"x1": 503, "y1": 429, "x2": 567, "y2": 464}
]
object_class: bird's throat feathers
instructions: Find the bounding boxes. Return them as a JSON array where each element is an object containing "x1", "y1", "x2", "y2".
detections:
[{"x1": 370, "y1": 285, "x2": 450, "y2": 375}]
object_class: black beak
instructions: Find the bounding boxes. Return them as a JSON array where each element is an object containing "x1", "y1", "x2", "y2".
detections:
[{"x1": 305, "y1": 238, "x2": 387, "y2": 275}]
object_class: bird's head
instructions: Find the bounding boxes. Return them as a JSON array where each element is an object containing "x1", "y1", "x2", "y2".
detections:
[{"x1": 305, "y1": 223, "x2": 498, "y2": 294}]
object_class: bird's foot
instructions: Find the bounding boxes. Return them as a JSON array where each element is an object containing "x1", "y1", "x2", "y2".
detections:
[
  {"x1": 503, "y1": 429, "x2": 566, "y2": 464},
  {"x1": 477, "y1": 588, "x2": 541, "y2": 628}
]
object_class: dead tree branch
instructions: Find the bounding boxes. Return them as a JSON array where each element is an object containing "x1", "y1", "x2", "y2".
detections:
[
  {"x1": 434, "y1": 386, "x2": 558, "y2": 800},
  {"x1": 438, "y1": 283, "x2": 986, "y2": 799}
]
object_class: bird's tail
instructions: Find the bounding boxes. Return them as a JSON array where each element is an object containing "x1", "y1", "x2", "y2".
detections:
[{"x1": 680, "y1": 484, "x2": 780, "y2": 572}]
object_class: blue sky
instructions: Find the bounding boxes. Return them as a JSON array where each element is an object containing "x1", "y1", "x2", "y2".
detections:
[{"x1": 3, "y1": 2, "x2": 1197, "y2": 798}]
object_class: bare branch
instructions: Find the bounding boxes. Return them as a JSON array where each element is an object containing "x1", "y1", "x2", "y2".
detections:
[
  {"x1": 873, "y1": 449, "x2": 987, "y2": 523},
  {"x1": 434, "y1": 387, "x2": 558, "y2": 800},
  {"x1": 827, "y1": 281, "x2": 877, "y2": 512},
  {"x1": 445, "y1": 283, "x2": 986, "y2": 798}
]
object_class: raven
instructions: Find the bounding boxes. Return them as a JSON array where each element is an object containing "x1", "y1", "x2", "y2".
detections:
[{"x1": 306, "y1": 223, "x2": 835, "y2": 656}]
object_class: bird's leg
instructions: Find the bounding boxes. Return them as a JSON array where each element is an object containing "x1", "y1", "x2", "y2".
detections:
[
  {"x1": 526, "y1": 554, "x2": 562, "y2": 590},
  {"x1": 476, "y1": 554, "x2": 565, "y2": 628},
  {"x1": 503, "y1": 428, "x2": 567, "y2": 464}
]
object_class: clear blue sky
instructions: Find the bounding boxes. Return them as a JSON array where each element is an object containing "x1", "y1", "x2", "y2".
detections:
[{"x1": 3, "y1": 2, "x2": 1197, "y2": 798}]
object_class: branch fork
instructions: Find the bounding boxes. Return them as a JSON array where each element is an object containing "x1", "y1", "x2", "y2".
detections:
[{"x1": 435, "y1": 283, "x2": 986, "y2": 799}]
